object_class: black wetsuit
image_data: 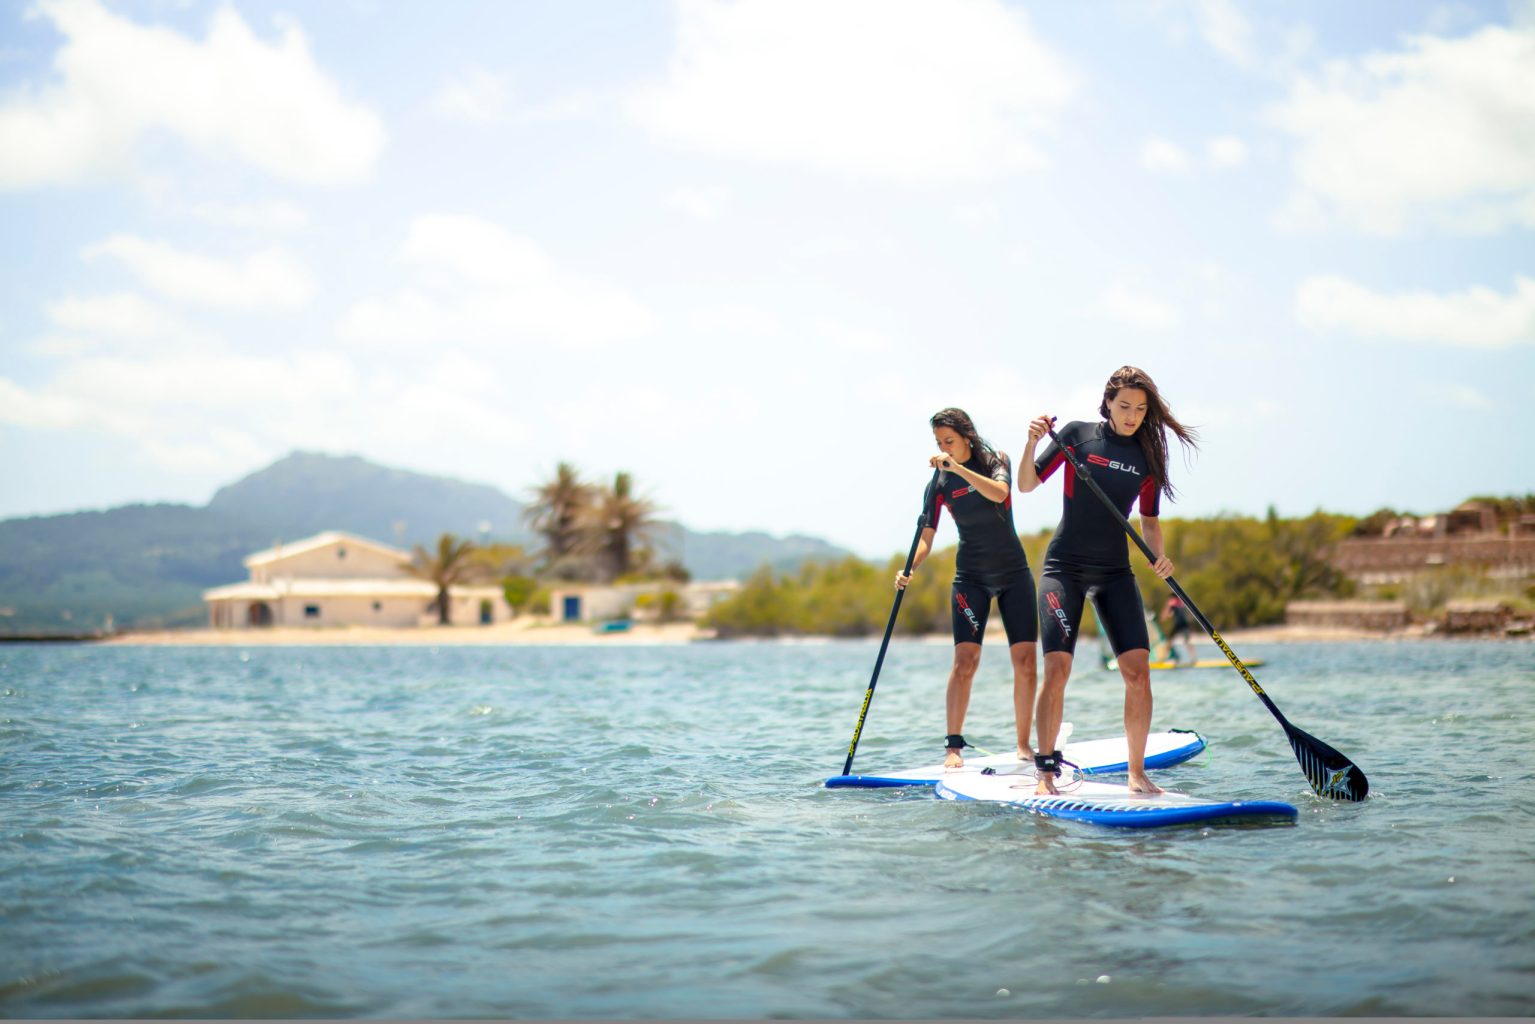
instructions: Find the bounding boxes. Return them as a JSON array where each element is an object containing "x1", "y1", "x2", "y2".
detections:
[
  {"x1": 921, "y1": 452, "x2": 1036, "y2": 646},
  {"x1": 1033, "y1": 421, "x2": 1161, "y2": 656}
]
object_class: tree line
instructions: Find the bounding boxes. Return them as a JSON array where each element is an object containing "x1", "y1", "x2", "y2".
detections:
[
  {"x1": 704, "y1": 509, "x2": 1359, "y2": 638},
  {"x1": 405, "y1": 462, "x2": 678, "y2": 624}
]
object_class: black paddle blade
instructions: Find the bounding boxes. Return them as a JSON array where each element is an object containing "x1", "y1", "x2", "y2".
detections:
[{"x1": 1285, "y1": 722, "x2": 1369, "y2": 801}]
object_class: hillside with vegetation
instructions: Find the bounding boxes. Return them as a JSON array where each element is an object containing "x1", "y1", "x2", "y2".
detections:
[
  {"x1": 705, "y1": 499, "x2": 1535, "y2": 638},
  {"x1": 0, "y1": 453, "x2": 851, "y2": 637}
]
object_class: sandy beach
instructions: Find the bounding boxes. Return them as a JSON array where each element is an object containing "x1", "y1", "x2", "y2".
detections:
[
  {"x1": 95, "y1": 619, "x2": 1440, "y2": 646},
  {"x1": 96, "y1": 617, "x2": 712, "y2": 646}
]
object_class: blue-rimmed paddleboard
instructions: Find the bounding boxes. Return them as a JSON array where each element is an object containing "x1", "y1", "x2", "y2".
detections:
[
  {"x1": 825, "y1": 727, "x2": 1205, "y2": 789},
  {"x1": 934, "y1": 772, "x2": 1297, "y2": 829}
]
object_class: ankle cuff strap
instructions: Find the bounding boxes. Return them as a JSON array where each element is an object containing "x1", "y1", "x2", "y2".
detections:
[{"x1": 945, "y1": 734, "x2": 966, "y2": 750}]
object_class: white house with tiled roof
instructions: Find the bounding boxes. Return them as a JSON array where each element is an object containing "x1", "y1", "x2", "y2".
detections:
[{"x1": 204, "y1": 531, "x2": 510, "y2": 629}]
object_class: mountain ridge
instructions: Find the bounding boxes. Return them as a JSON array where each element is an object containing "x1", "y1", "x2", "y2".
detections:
[{"x1": 0, "y1": 451, "x2": 854, "y2": 635}]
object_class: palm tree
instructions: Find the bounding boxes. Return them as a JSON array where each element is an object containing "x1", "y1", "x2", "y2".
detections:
[
  {"x1": 405, "y1": 533, "x2": 480, "y2": 625},
  {"x1": 524, "y1": 462, "x2": 594, "y2": 576},
  {"x1": 593, "y1": 471, "x2": 662, "y2": 581}
]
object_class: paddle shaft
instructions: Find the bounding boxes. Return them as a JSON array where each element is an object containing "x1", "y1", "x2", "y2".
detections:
[
  {"x1": 842, "y1": 483, "x2": 933, "y2": 776},
  {"x1": 1044, "y1": 424, "x2": 1366, "y2": 801},
  {"x1": 1043, "y1": 426, "x2": 1287, "y2": 716}
]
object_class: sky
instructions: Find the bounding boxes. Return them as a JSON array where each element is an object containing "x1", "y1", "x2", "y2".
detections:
[{"x1": 1, "y1": 0, "x2": 1532, "y2": 559}]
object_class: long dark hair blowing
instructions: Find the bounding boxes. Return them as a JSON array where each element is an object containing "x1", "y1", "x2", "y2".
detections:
[
  {"x1": 1098, "y1": 365, "x2": 1200, "y2": 501},
  {"x1": 929, "y1": 407, "x2": 1005, "y2": 476}
]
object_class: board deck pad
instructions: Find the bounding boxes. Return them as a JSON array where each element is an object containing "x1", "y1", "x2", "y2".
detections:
[
  {"x1": 935, "y1": 772, "x2": 1297, "y2": 829},
  {"x1": 826, "y1": 727, "x2": 1206, "y2": 789}
]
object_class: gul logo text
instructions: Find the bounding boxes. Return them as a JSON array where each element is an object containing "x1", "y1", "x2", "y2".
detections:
[
  {"x1": 1087, "y1": 454, "x2": 1141, "y2": 475},
  {"x1": 1046, "y1": 592, "x2": 1071, "y2": 638},
  {"x1": 955, "y1": 592, "x2": 981, "y2": 636}
]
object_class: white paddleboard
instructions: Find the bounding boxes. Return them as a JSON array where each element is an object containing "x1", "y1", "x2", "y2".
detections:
[
  {"x1": 826, "y1": 726, "x2": 1206, "y2": 789},
  {"x1": 935, "y1": 771, "x2": 1297, "y2": 829}
]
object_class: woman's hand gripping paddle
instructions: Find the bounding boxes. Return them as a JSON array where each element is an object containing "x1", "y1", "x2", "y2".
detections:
[
  {"x1": 1044, "y1": 424, "x2": 1368, "y2": 801},
  {"x1": 841, "y1": 471, "x2": 936, "y2": 777}
]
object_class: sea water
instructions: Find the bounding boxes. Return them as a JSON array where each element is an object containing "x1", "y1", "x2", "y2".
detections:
[{"x1": 1, "y1": 639, "x2": 1531, "y2": 1018}]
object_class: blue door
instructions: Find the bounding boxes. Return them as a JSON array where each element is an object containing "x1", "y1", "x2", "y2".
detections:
[{"x1": 562, "y1": 595, "x2": 582, "y2": 622}]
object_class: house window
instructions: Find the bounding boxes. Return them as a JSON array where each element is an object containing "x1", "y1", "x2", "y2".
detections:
[
  {"x1": 338, "y1": 547, "x2": 347, "y2": 559},
  {"x1": 304, "y1": 604, "x2": 321, "y2": 619},
  {"x1": 372, "y1": 601, "x2": 382, "y2": 612}
]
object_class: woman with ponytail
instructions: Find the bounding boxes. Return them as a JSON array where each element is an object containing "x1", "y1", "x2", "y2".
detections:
[
  {"x1": 1017, "y1": 367, "x2": 1199, "y2": 795},
  {"x1": 895, "y1": 408, "x2": 1039, "y2": 769}
]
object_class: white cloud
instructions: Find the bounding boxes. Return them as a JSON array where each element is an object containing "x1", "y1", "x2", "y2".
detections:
[
  {"x1": 1270, "y1": 23, "x2": 1535, "y2": 234},
  {"x1": 1196, "y1": 261, "x2": 1244, "y2": 319},
  {"x1": 686, "y1": 303, "x2": 781, "y2": 338},
  {"x1": 1142, "y1": 135, "x2": 1248, "y2": 173},
  {"x1": 791, "y1": 235, "x2": 859, "y2": 262},
  {"x1": 338, "y1": 214, "x2": 653, "y2": 348},
  {"x1": 953, "y1": 200, "x2": 1002, "y2": 226},
  {"x1": 45, "y1": 290, "x2": 178, "y2": 337},
  {"x1": 1424, "y1": 382, "x2": 1493, "y2": 410},
  {"x1": 1206, "y1": 135, "x2": 1248, "y2": 167},
  {"x1": 1139, "y1": 0, "x2": 1304, "y2": 74},
  {"x1": 1139, "y1": 137, "x2": 1190, "y2": 173},
  {"x1": 0, "y1": 349, "x2": 345, "y2": 438},
  {"x1": 433, "y1": 67, "x2": 512, "y2": 123},
  {"x1": 0, "y1": 376, "x2": 101, "y2": 431},
  {"x1": 0, "y1": 0, "x2": 384, "y2": 188},
  {"x1": 187, "y1": 200, "x2": 309, "y2": 231},
  {"x1": 626, "y1": 0, "x2": 1077, "y2": 183},
  {"x1": 0, "y1": 341, "x2": 530, "y2": 475},
  {"x1": 84, "y1": 235, "x2": 315, "y2": 311},
  {"x1": 1295, "y1": 274, "x2": 1535, "y2": 348},
  {"x1": 1102, "y1": 283, "x2": 1181, "y2": 329},
  {"x1": 665, "y1": 185, "x2": 730, "y2": 221},
  {"x1": 815, "y1": 319, "x2": 889, "y2": 354},
  {"x1": 1194, "y1": 0, "x2": 1257, "y2": 69}
]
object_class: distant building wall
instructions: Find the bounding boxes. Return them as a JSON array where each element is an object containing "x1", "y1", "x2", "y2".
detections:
[
  {"x1": 1442, "y1": 601, "x2": 1513, "y2": 634},
  {"x1": 205, "y1": 530, "x2": 510, "y2": 629},
  {"x1": 250, "y1": 536, "x2": 408, "y2": 583},
  {"x1": 1331, "y1": 535, "x2": 1535, "y2": 584},
  {"x1": 1285, "y1": 600, "x2": 1409, "y2": 631},
  {"x1": 269, "y1": 592, "x2": 425, "y2": 628},
  {"x1": 547, "y1": 580, "x2": 740, "y2": 623}
]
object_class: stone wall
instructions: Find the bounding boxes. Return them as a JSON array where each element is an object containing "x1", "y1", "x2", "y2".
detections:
[
  {"x1": 1285, "y1": 600, "x2": 1409, "y2": 631},
  {"x1": 1331, "y1": 535, "x2": 1535, "y2": 581}
]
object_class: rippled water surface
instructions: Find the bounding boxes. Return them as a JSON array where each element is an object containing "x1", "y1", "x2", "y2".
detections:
[{"x1": 2, "y1": 639, "x2": 1532, "y2": 1018}]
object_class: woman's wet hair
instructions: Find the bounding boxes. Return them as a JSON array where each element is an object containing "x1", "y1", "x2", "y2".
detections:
[{"x1": 1098, "y1": 366, "x2": 1200, "y2": 501}]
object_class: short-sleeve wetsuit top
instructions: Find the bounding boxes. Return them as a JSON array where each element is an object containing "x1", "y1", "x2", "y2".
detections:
[
  {"x1": 1034, "y1": 421, "x2": 1160, "y2": 575},
  {"x1": 921, "y1": 452, "x2": 1029, "y2": 587}
]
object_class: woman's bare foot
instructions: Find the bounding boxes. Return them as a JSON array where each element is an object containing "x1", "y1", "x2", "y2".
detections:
[
  {"x1": 1128, "y1": 770, "x2": 1164, "y2": 795},
  {"x1": 944, "y1": 748, "x2": 964, "y2": 769},
  {"x1": 1034, "y1": 774, "x2": 1059, "y2": 796}
]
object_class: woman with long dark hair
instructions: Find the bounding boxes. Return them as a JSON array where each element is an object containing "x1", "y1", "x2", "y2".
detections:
[
  {"x1": 1017, "y1": 366, "x2": 1199, "y2": 794},
  {"x1": 895, "y1": 407, "x2": 1038, "y2": 768}
]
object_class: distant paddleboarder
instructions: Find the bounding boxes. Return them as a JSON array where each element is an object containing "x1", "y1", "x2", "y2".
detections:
[
  {"x1": 1160, "y1": 595, "x2": 1198, "y2": 664},
  {"x1": 1017, "y1": 367, "x2": 1199, "y2": 795},
  {"x1": 894, "y1": 408, "x2": 1039, "y2": 769}
]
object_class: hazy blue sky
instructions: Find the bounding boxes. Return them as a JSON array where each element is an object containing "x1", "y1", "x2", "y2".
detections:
[{"x1": 2, "y1": 0, "x2": 1531, "y2": 558}]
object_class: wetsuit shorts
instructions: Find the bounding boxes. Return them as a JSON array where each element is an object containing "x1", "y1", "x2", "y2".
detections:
[
  {"x1": 950, "y1": 569, "x2": 1038, "y2": 646},
  {"x1": 1168, "y1": 605, "x2": 1194, "y2": 639},
  {"x1": 1038, "y1": 569, "x2": 1148, "y2": 657}
]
